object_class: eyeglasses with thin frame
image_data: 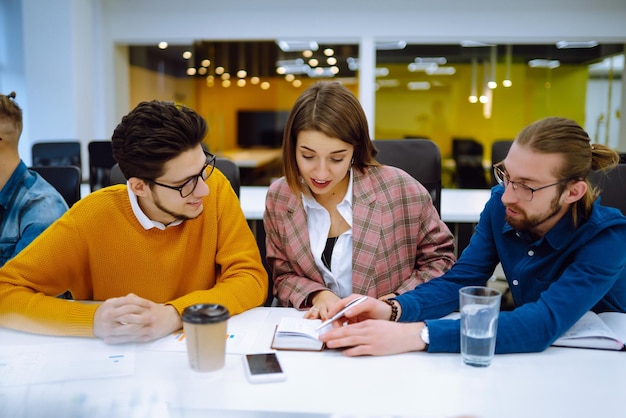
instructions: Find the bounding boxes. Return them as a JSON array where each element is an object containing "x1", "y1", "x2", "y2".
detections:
[
  {"x1": 148, "y1": 151, "x2": 216, "y2": 198},
  {"x1": 492, "y1": 163, "x2": 574, "y2": 202}
]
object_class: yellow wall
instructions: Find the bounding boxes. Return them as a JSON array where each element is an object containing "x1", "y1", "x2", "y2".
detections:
[
  {"x1": 129, "y1": 62, "x2": 588, "y2": 160},
  {"x1": 374, "y1": 62, "x2": 588, "y2": 159}
]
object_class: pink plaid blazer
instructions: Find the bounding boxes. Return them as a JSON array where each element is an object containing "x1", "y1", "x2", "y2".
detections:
[{"x1": 263, "y1": 165, "x2": 456, "y2": 309}]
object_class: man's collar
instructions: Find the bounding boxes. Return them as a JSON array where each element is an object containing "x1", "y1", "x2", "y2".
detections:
[{"x1": 127, "y1": 184, "x2": 183, "y2": 230}]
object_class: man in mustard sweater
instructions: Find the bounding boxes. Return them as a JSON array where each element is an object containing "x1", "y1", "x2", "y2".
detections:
[{"x1": 0, "y1": 100, "x2": 268, "y2": 343}]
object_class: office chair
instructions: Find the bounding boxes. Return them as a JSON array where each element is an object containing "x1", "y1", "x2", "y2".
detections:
[
  {"x1": 372, "y1": 139, "x2": 442, "y2": 214},
  {"x1": 31, "y1": 141, "x2": 82, "y2": 177},
  {"x1": 108, "y1": 163, "x2": 126, "y2": 185},
  {"x1": 30, "y1": 165, "x2": 81, "y2": 207},
  {"x1": 109, "y1": 160, "x2": 241, "y2": 198},
  {"x1": 215, "y1": 158, "x2": 240, "y2": 197},
  {"x1": 590, "y1": 163, "x2": 626, "y2": 216},
  {"x1": 490, "y1": 140, "x2": 514, "y2": 186},
  {"x1": 452, "y1": 138, "x2": 490, "y2": 189},
  {"x1": 88, "y1": 141, "x2": 117, "y2": 191}
]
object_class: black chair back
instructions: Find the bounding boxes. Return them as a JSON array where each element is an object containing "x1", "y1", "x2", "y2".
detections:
[
  {"x1": 108, "y1": 163, "x2": 126, "y2": 185},
  {"x1": 491, "y1": 140, "x2": 514, "y2": 186},
  {"x1": 30, "y1": 165, "x2": 81, "y2": 207},
  {"x1": 215, "y1": 158, "x2": 240, "y2": 197},
  {"x1": 452, "y1": 138, "x2": 489, "y2": 189},
  {"x1": 590, "y1": 163, "x2": 626, "y2": 215},
  {"x1": 88, "y1": 141, "x2": 117, "y2": 191},
  {"x1": 32, "y1": 141, "x2": 81, "y2": 174},
  {"x1": 372, "y1": 139, "x2": 442, "y2": 214}
]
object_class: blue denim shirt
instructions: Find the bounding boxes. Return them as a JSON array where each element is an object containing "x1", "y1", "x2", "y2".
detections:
[
  {"x1": 0, "y1": 161, "x2": 68, "y2": 266},
  {"x1": 397, "y1": 186, "x2": 626, "y2": 354}
]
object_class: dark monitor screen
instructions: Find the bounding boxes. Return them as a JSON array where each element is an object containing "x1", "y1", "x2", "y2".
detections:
[{"x1": 237, "y1": 111, "x2": 289, "y2": 148}]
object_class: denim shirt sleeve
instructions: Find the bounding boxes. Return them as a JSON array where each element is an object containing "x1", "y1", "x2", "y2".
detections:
[{"x1": 0, "y1": 164, "x2": 68, "y2": 266}]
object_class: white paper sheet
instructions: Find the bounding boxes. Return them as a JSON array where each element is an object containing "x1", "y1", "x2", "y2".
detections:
[{"x1": 0, "y1": 340, "x2": 135, "y2": 386}]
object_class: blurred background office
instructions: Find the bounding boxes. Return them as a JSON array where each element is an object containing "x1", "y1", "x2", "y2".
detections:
[{"x1": 1, "y1": 0, "x2": 625, "y2": 187}]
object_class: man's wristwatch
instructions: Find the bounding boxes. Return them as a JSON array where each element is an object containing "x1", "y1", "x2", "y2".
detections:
[{"x1": 420, "y1": 323, "x2": 430, "y2": 350}]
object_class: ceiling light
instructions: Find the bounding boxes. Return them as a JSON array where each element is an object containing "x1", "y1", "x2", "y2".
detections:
[
  {"x1": 425, "y1": 66, "x2": 456, "y2": 75},
  {"x1": 407, "y1": 81, "x2": 431, "y2": 90},
  {"x1": 460, "y1": 40, "x2": 494, "y2": 47},
  {"x1": 347, "y1": 57, "x2": 359, "y2": 71},
  {"x1": 376, "y1": 41, "x2": 407, "y2": 50},
  {"x1": 408, "y1": 62, "x2": 438, "y2": 72},
  {"x1": 308, "y1": 67, "x2": 335, "y2": 78},
  {"x1": 375, "y1": 67, "x2": 389, "y2": 77},
  {"x1": 415, "y1": 57, "x2": 447, "y2": 64},
  {"x1": 556, "y1": 41, "x2": 598, "y2": 49},
  {"x1": 277, "y1": 40, "x2": 319, "y2": 52},
  {"x1": 377, "y1": 79, "x2": 401, "y2": 88},
  {"x1": 528, "y1": 59, "x2": 560, "y2": 69},
  {"x1": 158, "y1": 42, "x2": 168, "y2": 49}
]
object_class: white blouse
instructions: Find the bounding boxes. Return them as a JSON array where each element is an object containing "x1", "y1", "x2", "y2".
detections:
[{"x1": 301, "y1": 170, "x2": 354, "y2": 298}]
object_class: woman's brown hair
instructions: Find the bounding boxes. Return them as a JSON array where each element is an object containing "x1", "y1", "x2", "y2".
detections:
[{"x1": 282, "y1": 81, "x2": 379, "y2": 194}]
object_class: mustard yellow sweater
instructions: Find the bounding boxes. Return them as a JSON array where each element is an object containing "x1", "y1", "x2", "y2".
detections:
[{"x1": 0, "y1": 169, "x2": 268, "y2": 337}]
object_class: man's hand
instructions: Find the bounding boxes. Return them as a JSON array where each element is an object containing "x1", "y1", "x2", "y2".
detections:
[
  {"x1": 319, "y1": 320, "x2": 427, "y2": 356},
  {"x1": 93, "y1": 293, "x2": 182, "y2": 344}
]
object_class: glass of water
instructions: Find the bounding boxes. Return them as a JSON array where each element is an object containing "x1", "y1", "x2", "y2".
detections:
[{"x1": 459, "y1": 286, "x2": 502, "y2": 367}]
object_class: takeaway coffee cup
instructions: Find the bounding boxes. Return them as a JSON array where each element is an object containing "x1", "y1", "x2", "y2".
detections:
[{"x1": 182, "y1": 303, "x2": 230, "y2": 372}]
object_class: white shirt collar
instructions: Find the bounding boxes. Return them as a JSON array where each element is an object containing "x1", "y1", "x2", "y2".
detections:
[{"x1": 126, "y1": 182, "x2": 183, "y2": 230}]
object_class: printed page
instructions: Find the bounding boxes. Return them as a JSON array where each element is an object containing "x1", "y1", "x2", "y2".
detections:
[
  {"x1": 146, "y1": 308, "x2": 271, "y2": 354},
  {"x1": 275, "y1": 317, "x2": 322, "y2": 340},
  {"x1": 598, "y1": 312, "x2": 626, "y2": 344},
  {"x1": 0, "y1": 340, "x2": 135, "y2": 387},
  {"x1": 553, "y1": 311, "x2": 623, "y2": 350}
]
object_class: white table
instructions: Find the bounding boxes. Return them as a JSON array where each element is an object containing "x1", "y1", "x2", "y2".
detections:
[
  {"x1": 81, "y1": 185, "x2": 491, "y2": 225},
  {"x1": 240, "y1": 186, "x2": 491, "y2": 223},
  {"x1": 1, "y1": 307, "x2": 623, "y2": 418}
]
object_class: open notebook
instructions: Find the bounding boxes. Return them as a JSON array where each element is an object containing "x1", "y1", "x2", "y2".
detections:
[
  {"x1": 552, "y1": 311, "x2": 626, "y2": 351},
  {"x1": 270, "y1": 317, "x2": 326, "y2": 351}
]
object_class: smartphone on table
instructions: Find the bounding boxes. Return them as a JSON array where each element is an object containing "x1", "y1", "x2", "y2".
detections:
[{"x1": 243, "y1": 353, "x2": 287, "y2": 383}]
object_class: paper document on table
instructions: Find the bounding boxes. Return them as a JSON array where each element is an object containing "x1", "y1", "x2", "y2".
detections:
[
  {"x1": 146, "y1": 308, "x2": 271, "y2": 354},
  {"x1": 552, "y1": 311, "x2": 626, "y2": 351},
  {"x1": 0, "y1": 340, "x2": 135, "y2": 387}
]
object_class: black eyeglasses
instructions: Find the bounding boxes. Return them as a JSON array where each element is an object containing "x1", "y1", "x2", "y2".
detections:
[
  {"x1": 493, "y1": 163, "x2": 573, "y2": 202},
  {"x1": 148, "y1": 151, "x2": 216, "y2": 198}
]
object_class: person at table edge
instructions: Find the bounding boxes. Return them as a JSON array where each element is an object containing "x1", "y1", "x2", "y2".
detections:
[
  {"x1": 264, "y1": 81, "x2": 455, "y2": 317},
  {"x1": 0, "y1": 100, "x2": 268, "y2": 343},
  {"x1": 320, "y1": 117, "x2": 626, "y2": 355},
  {"x1": 0, "y1": 91, "x2": 67, "y2": 267}
]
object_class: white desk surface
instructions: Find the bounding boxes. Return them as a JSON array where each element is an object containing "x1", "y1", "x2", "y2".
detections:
[
  {"x1": 240, "y1": 186, "x2": 491, "y2": 223},
  {"x1": 219, "y1": 148, "x2": 282, "y2": 169},
  {"x1": 81, "y1": 185, "x2": 491, "y2": 224},
  {"x1": 1, "y1": 307, "x2": 623, "y2": 418}
]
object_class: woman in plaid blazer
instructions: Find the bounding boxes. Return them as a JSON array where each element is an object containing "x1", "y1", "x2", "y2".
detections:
[{"x1": 263, "y1": 81, "x2": 456, "y2": 319}]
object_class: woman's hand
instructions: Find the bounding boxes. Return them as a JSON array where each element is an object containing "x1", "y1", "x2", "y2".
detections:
[{"x1": 303, "y1": 290, "x2": 340, "y2": 320}]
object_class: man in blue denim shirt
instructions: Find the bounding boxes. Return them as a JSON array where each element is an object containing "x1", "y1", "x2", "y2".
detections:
[
  {"x1": 0, "y1": 92, "x2": 67, "y2": 267},
  {"x1": 320, "y1": 117, "x2": 626, "y2": 355}
]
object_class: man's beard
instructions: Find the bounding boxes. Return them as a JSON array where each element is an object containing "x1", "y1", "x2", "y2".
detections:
[
  {"x1": 153, "y1": 195, "x2": 201, "y2": 222},
  {"x1": 505, "y1": 193, "x2": 563, "y2": 232}
]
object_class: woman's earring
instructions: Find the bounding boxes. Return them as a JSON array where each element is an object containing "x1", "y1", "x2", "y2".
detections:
[{"x1": 351, "y1": 157, "x2": 354, "y2": 166}]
